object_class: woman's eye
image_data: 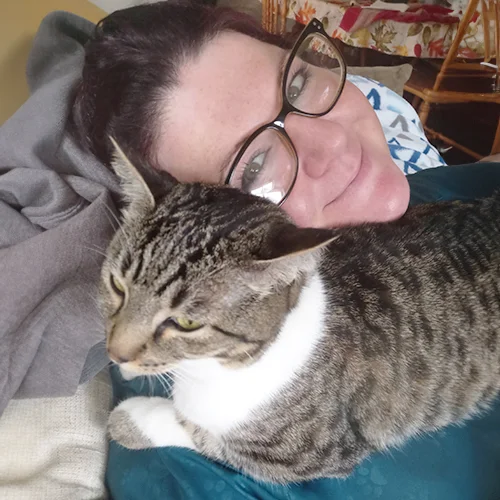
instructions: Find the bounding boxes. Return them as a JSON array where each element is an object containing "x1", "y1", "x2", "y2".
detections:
[
  {"x1": 242, "y1": 151, "x2": 267, "y2": 192},
  {"x1": 286, "y1": 68, "x2": 310, "y2": 104},
  {"x1": 110, "y1": 274, "x2": 125, "y2": 296}
]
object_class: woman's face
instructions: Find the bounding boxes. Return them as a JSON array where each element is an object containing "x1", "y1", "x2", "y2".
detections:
[{"x1": 156, "y1": 31, "x2": 409, "y2": 228}]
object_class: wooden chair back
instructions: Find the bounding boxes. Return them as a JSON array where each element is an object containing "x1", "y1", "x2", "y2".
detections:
[
  {"x1": 262, "y1": 0, "x2": 288, "y2": 34},
  {"x1": 482, "y1": 0, "x2": 500, "y2": 62},
  {"x1": 434, "y1": 0, "x2": 499, "y2": 91}
]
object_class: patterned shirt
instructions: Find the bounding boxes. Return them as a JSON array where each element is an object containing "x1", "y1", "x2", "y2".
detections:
[{"x1": 348, "y1": 75, "x2": 446, "y2": 174}]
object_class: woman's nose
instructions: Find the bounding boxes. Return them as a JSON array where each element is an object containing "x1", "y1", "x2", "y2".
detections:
[{"x1": 284, "y1": 113, "x2": 347, "y2": 179}]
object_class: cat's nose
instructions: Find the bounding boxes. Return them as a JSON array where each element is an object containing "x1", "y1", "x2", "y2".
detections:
[
  {"x1": 109, "y1": 353, "x2": 129, "y2": 364},
  {"x1": 107, "y1": 347, "x2": 132, "y2": 364}
]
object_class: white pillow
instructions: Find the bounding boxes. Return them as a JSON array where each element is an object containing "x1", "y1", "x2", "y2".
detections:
[{"x1": 0, "y1": 370, "x2": 112, "y2": 500}]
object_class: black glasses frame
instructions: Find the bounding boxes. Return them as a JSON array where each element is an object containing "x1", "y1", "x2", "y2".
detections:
[{"x1": 224, "y1": 18, "x2": 347, "y2": 206}]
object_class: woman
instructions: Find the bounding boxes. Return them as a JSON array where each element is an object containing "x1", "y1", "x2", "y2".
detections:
[
  {"x1": 69, "y1": 2, "x2": 500, "y2": 499},
  {"x1": 73, "y1": 1, "x2": 429, "y2": 229}
]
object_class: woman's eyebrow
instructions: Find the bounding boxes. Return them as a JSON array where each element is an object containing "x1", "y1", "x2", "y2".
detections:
[
  {"x1": 218, "y1": 49, "x2": 291, "y2": 181},
  {"x1": 277, "y1": 49, "x2": 290, "y2": 88}
]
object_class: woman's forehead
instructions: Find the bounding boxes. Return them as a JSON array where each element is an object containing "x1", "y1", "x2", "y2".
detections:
[{"x1": 156, "y1": 32, "x2": 284, "y2": 182}]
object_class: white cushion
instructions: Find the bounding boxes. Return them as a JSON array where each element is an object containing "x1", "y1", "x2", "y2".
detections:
[{"x1": 0, "y1": 370, "x2": 112, "y2": 500}]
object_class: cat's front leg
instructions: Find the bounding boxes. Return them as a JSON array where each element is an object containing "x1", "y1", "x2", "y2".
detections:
[{"x1": 108, "y1": 396, "x2": 197, "y2": 451}]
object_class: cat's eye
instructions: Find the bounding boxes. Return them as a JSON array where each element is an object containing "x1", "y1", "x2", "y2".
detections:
[
  {"x1": 173, "y1": 317, "x2": 203, "y2": 331},
  {"x1": 154, "y1": 317, "x2": 203, "y2": 341},
  {"x1": 110, "y1": 274, "x2": 125, "y2": 296}
]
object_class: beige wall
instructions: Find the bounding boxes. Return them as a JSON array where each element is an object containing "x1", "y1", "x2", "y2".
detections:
[{"x1": 0, "y1": 0, "x2": 105, "y2": 124}]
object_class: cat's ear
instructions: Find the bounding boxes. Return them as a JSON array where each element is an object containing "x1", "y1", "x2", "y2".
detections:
[
  {"x1": 246, "y1": 223, "x2": 337, "y2": 292},
  {"x1": 109, "y1": 137, "x2": 155, "y2": 217},
  {"x1": 257, "y1": 223, "x2": 337, "y2": 262}
]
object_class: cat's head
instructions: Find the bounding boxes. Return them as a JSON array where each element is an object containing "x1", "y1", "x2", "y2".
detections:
[{"x1": 100, "y1": 139, "x2": 335, "y2": 375}]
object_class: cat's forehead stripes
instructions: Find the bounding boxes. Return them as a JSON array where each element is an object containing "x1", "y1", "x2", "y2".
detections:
[
  {"x1": 131, "y1": 255, "x2": 145, "y2": 282},
  {"x1": 154, "y1": 262, "x2": 188, "y2": 297},
  {"x1": 139, "y1": 223, "x2": 163, "y2": 251},
  {"x1": 119, "y1": 251, "x2": 132, "y2": 276},
  {"x1": 171, "y1": 286, "x2": 188, "y2": 309},
  {"x1": 120, "y1": 197, "x2": 274, "y2": 289},
  {"x1": 110, "y1": 183, "x2": 296, "y2": 320}
]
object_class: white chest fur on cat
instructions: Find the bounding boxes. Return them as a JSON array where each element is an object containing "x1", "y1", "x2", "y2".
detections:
[{"x1": 173, "y1": 273, "x2": 327, "y2": 435}]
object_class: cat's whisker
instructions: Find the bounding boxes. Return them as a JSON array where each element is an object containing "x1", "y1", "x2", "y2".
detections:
[
  {"x1": 168, "y1": 370, "x2": 188, "y2": 385},
  {"x1": 169, "y1": 368, "x2": 194, "y2": 387},
  {"x1": 89, "y1": 300, "x2": 103, "y2": 317},
  {"x1": 139, "y1": 374, "x2": 152, "y2": 396},
  {"x1": 159, "y1": 372, "x2": 174, "y2": 386},
  {"x1": 84, "y1": 311, "x2": 106, "y2": 341},
  {"x1": 160, "y1": 373, "x2": 176, "y2": 395},
  {"x1": 170, "y1": 365, "x2": 195, "y2": 381},
  {"x1": 87, "y1": 240, "x2": 107, "y2": 253},
  {"x1": 160, "y1": 372, "x2": 178, "y2": 396},
  {"x1": 170, "y1": 364, "x2": 194, "y2": 376},
  {"x1": 243, "y1": 350, "x2": 254, "y2": 362},
  {"x1": 88, "y1": 327, "x2": 106, "y2": 343},
  {"x1": 154, "y1": 373, "x2": 169, "y2": 394},
  {"x1": 84, "y1": 292, "x2": 104, "y2": 319},
  {"x1": 146, "y1": 375, "x2": 155, "y2": 397},
  {"x1": 85, "y1": 306, "x2": 106, "y2": 329},
  {"x1": 103, "y1": 203, "x2": 122, "y2": 232},
  {"x1": 139, "y1": 375, "x2": 145, "y2": 393},
  {"x1": 161, "y1": 371, "x2": 172, "y2": 385},
  {"x1": 103, "y1": 203, "x2": 133, "y2": 249},
  {"x1": 81, "y1": 244, "x2": 109, "y2": 259}
]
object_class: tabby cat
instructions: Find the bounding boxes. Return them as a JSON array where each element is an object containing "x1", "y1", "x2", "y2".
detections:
[{"x1": 103, "y1": 142, "x2": 500, "y2": 483}]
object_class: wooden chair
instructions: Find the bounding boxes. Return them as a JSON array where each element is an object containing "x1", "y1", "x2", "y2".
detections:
[
  {"x1": 404, "y1": 0, "x2": 500, "y2": 159},
  {"x1": 261, "y1": 0, "x2": 288, "y2": 34}
]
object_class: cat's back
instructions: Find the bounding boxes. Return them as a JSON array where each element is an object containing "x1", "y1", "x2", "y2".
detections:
[
  {"x1": 319, "y1": 193, "x2": 500, "y2": 334},
  {"x1": 323, "y1": 194, "x2": 500, "y2": 282},
  {"x1": 315, "y1": 194, "x2": 500, "y2": 442}
]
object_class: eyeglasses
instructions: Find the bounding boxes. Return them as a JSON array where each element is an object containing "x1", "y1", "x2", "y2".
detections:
[{"x1": 224, "y1": 18, "x2": 347, "y2": 206}]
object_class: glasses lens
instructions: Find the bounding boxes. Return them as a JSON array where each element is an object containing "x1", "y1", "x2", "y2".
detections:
[
  {"x1": 227, "y1": 128, "x2": 297, "y2": 205},
  {"x1": 285, "y1": 33, "x2": 345, "y2": 114}
]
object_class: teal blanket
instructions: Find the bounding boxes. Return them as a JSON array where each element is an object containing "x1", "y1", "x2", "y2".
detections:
[{"x1": 107, "y1": 162, "x2": 500, "y2": 500}]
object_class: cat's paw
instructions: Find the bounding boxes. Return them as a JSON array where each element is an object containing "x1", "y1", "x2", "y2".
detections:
[
  {"x1": 108, "y1": 396, "x2": 196, "y2": 450},
  {"x1": 108, "y1": 398, "x2": 153, "y2": 449}
]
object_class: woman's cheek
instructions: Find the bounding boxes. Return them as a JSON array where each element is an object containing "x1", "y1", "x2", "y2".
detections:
[{"x1": 281, "y1": 196, "x2": 314, "y2": 227}]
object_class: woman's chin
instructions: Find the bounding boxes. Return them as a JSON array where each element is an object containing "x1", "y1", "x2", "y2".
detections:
[
  {"x1": 372, "y1": 164, "x2": 410, "y2": 222},
  {"x1": 321, "y1": 158, "x2": 410, "y2": 228}
]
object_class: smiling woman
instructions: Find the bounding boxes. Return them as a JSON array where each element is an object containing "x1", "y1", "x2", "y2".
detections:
[
  {"x1": 73, "y1": 1, "x2": 410, "y2": 228},
  {"x1": 158, "y1": 26, "x2": 411, "y2": 227}
]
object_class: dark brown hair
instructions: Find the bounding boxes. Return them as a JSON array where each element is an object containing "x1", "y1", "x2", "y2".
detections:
[{"x1": 72, "y1": 0, "x2": 289, "y2": 168}]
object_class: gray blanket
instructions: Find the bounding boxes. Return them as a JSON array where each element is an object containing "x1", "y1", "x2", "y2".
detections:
[{"x1": 0, "y1": 12, "x2": 116, "y2": 414}]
